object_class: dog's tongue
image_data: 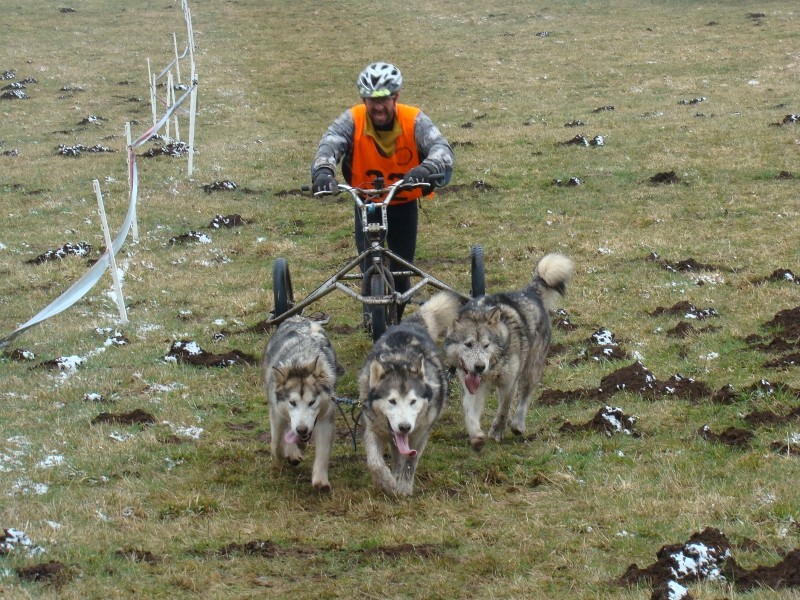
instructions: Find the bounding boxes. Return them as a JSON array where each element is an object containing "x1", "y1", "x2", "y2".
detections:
[
  {"x1": 284, "y1": 429, "x2": 300, "y2": 445},
  {"x1": 465, "y1": 372, "x2": 481, "y2": 394},
  {"x1": 393, "y1": 432, "x2": 417, "y2": 457}
]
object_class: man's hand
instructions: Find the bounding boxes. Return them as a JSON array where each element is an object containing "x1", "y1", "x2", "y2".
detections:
[
  {"x1": 404, "y1": 165, "x2": 432, "y2": 186},
  {"x1": 312, "y1": 168, "x2": 339, "y2": 195}
]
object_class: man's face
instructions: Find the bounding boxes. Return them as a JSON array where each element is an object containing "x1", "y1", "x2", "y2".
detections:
[{"x1": 363, "y1": 95, "x2": 397, "y2": 127}]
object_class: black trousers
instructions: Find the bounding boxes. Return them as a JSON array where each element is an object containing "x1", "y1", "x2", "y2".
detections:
[{"x1": 354, "y1": 200, "x2": 418, "y2": 303}]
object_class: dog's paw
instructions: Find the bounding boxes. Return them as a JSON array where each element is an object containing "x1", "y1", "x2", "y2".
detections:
[
  {"x1": 488, "y1": 426, "x2": 505, "y2": 441},
  {"x1": 313, "y1": 480, "x2": 331, "y2": 493},
  {"x1": 387, "y1": 485, "x2": 412, "y2": 498},
  {"x1": 286, "y1": 450, "x2": 303, "y2": 466},
  {"x1": 470, "y1": 435, "x2": 486, "y2": 451}
]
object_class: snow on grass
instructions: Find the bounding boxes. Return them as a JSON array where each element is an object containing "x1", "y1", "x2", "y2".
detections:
[{"x1": 0, "y1": 528, "x2": 45, "y2": 557}]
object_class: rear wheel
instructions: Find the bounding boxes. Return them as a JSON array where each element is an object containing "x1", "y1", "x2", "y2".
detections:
[
  {"x1": 272, "y1": 258, "x2": 294, "y2": 318},
  {"x1": 470, "y1": 245, "x2": 486, "y2": 298}
]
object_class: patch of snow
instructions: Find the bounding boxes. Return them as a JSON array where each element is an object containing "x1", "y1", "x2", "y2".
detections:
[
  {"x1": 37, "y1": 454, "x2": 65, "y2": 468},
  {"x1": 1, "y1": 529, "x2": 46, "y2": 557},
  {"x1": 55, "y1": 355, "x2": 84, "y2": 371},
  {"x1": 10, "y1": 480, "x2": 49, "y2": 496},
  {"x1": 615, "y1": 530, "x2": 633, "y2": 537},
  {"x1": 176, "y1": 340, "x2": 202, "y2": 355},
  {"x1": 165, "y1": 457, "x2": 185, "y2": 470},
  {"x1": 696, "y1": 273, "x2": 725, "y2": 285},
  {"x1": 591, "y1": 328, "x2": 616, "y2": 346},
  {"x1": 96, "y1": 509, "x2": 111, "y2": 522},
  {"x1": 667, "y1": 579, "x2": 690, "y2": 600},
  {"x1": 669, "y1": 542, "x2": 729, "y2": 582}
]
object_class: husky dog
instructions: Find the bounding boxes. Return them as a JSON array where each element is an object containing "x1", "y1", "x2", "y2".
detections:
[
  {"x1": 263, "y1": 316, "x2": 342, "y2": 491},
  {"x1": 444, "y1": 253, "x2": 574, "y2": 450},
  {"x1": 359, "y1": 291, "x2": 461, "y2": 497}
]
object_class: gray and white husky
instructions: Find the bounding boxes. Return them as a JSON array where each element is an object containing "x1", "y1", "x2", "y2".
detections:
[
  {"x1": 359, "y1": 291, "x2": 461, "y2": 497},
  {"x1": 444, "y1": 253, "x2": 574, "y2": 450},
  {"x1": 263, "y1": 316, "x2": 342, "y2": 491}
]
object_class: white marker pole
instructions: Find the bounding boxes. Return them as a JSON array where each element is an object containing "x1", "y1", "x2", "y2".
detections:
[
  {"x1": 147, "y1": 58, "x2": 157, "y2": 127},
  {"x1": 125, "y1": 122, "x2": 138, "y2": 241},
  {"x1": 188, "y1": 62, "x2": 197, "y2": 176},
  {"x1": 93, "y1": 180, "x2": 128, "y2": 324},
  {"x1": 168, "y1": 71, "x2": 181, "y2": 142},
  {"x1": 173, "y1": 32, "x2": 182, "y2": 84},
  {"x1": 165, "y1": 71, "x2": 173, "y2": 141}
]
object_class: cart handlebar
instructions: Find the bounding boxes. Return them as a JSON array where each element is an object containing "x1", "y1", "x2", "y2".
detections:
[{"x1": 302, "y1": 173, "x2": 445, "y2": 204}]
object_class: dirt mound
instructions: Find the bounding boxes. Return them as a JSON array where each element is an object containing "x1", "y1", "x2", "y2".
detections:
[
  {"x1": 751, "y1": 268, "x2": 799, "y2": 284},
  {"x1": 649, "y1": 300, "x2": 719, "y2": 319},
  {"x1": 698, "y1": 425, "x2": 754, "y2": 449},
  {"x1": 91, "y1": 409, "x2": 155, "y2": 426},
  {"x1": 202, "y1": 180, "x2": 237, "y2": 193},
  {"x1": 26, "y1": 241, "x2": 92, "y2": 264},
  {"x1": 163, "y1": 340, "x2": 257, "y2": 367},
  {"x1": 16, "y1": 560, "x2": 73, "y2": 585},
  {"x1": 724, "y1": 548, "x2": 800, "y2": 591},
  {"x1": 649, "y1": 170, "x2": 681, "y2": 184},
  {"x1": 208, "y1": 214, "x2": 245, "y2": 228},
  {"x1": 617, "y1": 527, "x2": 731, "y2": 598},
  {"x1": 560, "y1": 405, "x2": 641, "y2": 437}
]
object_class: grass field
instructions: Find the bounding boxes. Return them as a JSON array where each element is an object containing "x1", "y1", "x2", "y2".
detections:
[{"x1": 1, "y1": 1, "x2": 799, "y2": 598}]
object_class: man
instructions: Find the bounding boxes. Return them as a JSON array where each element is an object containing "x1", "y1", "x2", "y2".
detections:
[{"x1": 310, "y1": 61, "x2": 454, "y2": 320}]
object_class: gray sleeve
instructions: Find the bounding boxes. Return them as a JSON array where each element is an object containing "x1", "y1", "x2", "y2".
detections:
[
  {"x1": 311, "y1": 110, "x2": 355, "y2": 177},
  {"x1": 414, "y1": 111, "x2": 455, "y2": 179}
]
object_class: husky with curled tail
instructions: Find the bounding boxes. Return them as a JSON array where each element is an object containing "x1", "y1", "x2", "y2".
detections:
[
  {"x1": 444, "y1": 253, "x2": 575, "y2": 450},
  {"x1": 264, "y1": 316, "x2": 342, "y2": 491},
  {"x1": 359, "y1": 291, "x2": 461, "y2": 497}
]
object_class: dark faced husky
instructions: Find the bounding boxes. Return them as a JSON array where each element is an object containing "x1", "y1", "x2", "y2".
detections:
[
  {"x1": 444, "y1": 253, "x2": 574, "y2": 450},
  {"x1": 359, "y1": 291, "x2": 461, "y2": 497},
  {"x1": 263, "y1": 316, "x2": 342, "y2": 491}
]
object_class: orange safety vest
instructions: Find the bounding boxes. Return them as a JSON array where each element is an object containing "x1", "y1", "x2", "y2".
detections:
[{"x1": 350, "y1": 103, "x2": 428, "y2": 204}]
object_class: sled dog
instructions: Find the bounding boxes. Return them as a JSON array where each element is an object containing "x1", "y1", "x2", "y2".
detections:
[
  {"x1": 444, "y1": 253, "x2": 575, "y2": 450},
  {"x1": 359, "y1": 291, "x2": 461, "y2": 497},
  {"x1": 264, "y1": 315, "x2": 342, "y2": 491}
]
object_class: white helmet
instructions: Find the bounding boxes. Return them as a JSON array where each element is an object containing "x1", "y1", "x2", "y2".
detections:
[{"x1": 357, "y1": 62, "x2": 403, "y2": 98}]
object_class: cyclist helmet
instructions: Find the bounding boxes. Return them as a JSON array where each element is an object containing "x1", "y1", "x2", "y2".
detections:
[{"x1": 357, "y1": 62, "x2": 403, "y2": 98}]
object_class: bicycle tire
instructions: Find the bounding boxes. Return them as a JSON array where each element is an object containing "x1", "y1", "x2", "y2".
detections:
[
  {"x1": 272, "y1": 258, "x2": 294, "y2": 318},
  {"x1": 369, "y1": 272, "x2": 388, "y2": 342},
  {"x1": 470, "y1": 245, "x2": 486, "y2": 298}
]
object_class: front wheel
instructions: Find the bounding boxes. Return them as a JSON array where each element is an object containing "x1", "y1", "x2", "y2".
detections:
[
  {"x1": 272, "y1": 258, "x2": 294, "y2": 318},
  {"x1": 470, "y1": 245, "x2": 486, "y2": 298},
  {"x1": 368, "y1": 272, "x2": 388, "y2": 342}
]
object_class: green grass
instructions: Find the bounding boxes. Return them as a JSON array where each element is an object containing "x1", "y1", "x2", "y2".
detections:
[{"x1": 1, "y1": 0, "x2": 799, "y2": 598}]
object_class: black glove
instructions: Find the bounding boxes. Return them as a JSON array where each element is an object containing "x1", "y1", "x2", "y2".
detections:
[
  {"x1": 312, "y1": 168, "x2": 338, "y2": 195},
  {"x1": 404, "y1": 165, "x2": 432, "y2": 186}
]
